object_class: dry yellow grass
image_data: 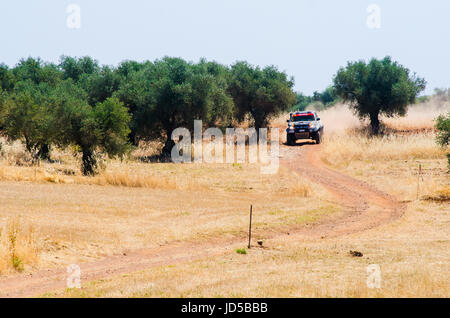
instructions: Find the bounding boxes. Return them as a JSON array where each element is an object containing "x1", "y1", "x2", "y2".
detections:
[
  {"x1": 41, "y1": 104, "x2": 448, "y2": 298},
  {"x1": 435, "y1": 186, "x2": 450, "y2": 200},
  {"x1": 0, "y1": 217, "x2": 38, "y2": 274},
  {"x1": 45, "y1": 194, "x2": 448, "y2": 298},
  {"x1": 322, "y1": 132, "x2": 445, "y2": 166},
  {"x1": 422, "y1": 185, "x2": 450, "y2": 202},
  {"x1": 1, "y1": 103, "x2": 449, "y2": 297},
  {"x1": 0, "y1": 157, "x2": 328, "y2": 273},
  {"x1": 286, "y1": 180, "x2": 312, "y2": 197},
  {"x1": 0, "y1": 139, "x2": 280, "y2": 191},
  {"x1": 317, "y1": 104, "x2": 449, "y2": 202},
  {"x1": 383, "y1": 96, "x2": 449, "y2": 131},
  {"x1": 77, "y1": 169, "x2": 178, "y2": 189}
]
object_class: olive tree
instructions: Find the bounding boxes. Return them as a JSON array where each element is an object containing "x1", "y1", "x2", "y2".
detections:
[
  {"x1": 228, "y1": 62, "x2": 297, "y2": 132},
  {"x1": 7, "y1": 57, "x2": 64, "y2": 159},
  {"x1": 117, "y1": 57, "x2": 234, "y2": 154},
  {"x1": 333, "y1": 56, "x2": 426, "y2": 135},
  {"x1": 78, "y1": 65, "x2": 122, "y2": 106},
  {"x1": 59, "y1": 56, "x2": 99, "y2": 82},
  {"x1": 1, "y1": 81, "x2": 56, "y2": 161},
  {"x1": 53, "y1": 81, "x2": 131, "y2": 175},
  {"x1": 0, "y1": 64, "x2": 15, "y2": 92}
]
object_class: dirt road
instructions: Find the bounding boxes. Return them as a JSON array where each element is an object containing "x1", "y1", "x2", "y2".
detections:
[{"x1": 0, "y1": 144, "x2": 405, "y2": 297}]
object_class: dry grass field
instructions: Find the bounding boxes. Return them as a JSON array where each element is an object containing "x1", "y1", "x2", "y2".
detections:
[
  {"x1": 0, "y1": 142, "x2": 330, "y2": 276},
  {"x1": 0, "y1": 98, "x2": 448, "y2": 298}
]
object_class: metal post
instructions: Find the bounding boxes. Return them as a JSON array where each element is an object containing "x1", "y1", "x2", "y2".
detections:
[
  {"x1": 416, "y1": 163, "x2": 422, "y2": 200},
  {"x1": 248, "y1": 205, "x2": 253, "y2": 249}
]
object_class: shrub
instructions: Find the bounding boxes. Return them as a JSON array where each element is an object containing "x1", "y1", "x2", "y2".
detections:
[
  {"x1": 435, "y1": 112, "x2": 450, "y2": 169},
  {"x1": 236, "y1": 248, "x2": 247, "y2": 255}
]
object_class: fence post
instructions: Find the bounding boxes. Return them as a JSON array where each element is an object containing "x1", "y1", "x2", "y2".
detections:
[
  {"x1": 248, "y1": 205, "x2": 253, "y2": 249},
  {"x1": 416, "y1": 163, "x2": 422, "y2": 200}
]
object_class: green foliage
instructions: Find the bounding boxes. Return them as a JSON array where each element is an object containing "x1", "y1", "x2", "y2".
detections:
[
  {"x1": 117, "y1": 57, "x2": 234, "y2": 153},
  {"x1": 0, "y1": 63, "x2": 15, "y2": 91},
  {"x1": 1, "y1": 55, "x2": 299, "y2": 168},
  {"x1": 198, "y1": 59, "x2": 235, "y2": 127},
  {"x1": 1, "y1": 58, "x2": 64, "y2": 160},
  {"x1": 116, "y1": 60, "x2": 148, "y2": 78},
  {"x1": 59, "y1": 56, "x2": 99, "y2": 82},
  {"x1": 292, "y1": 93, "x2": 312, "y2": 111},
  {"x1": 436, "y1": 112, "x2": 450, "y2": 147},
  {"x1": 92, "y1": 97, "x2": 131, "y2": 157},
  {"x1": 1, "y1": 81, "x2": 56, "y2": 160},
  {"x1": 52, "y1": 81, "x2": 131, "y2": 175},
  {"x1": 333, "y1": 56, "x2": 426, "y2": 134},
  {"x1": 318, "y1": 86, "x2": 337, "y2": 105},
  {"x1": 229, "y1": 61, "x2": 297, "y2": 130},
  {"x1": 0, "y1": 87, "x2": 6, "y2": 122},
  {"x1": 12, "y1": 58, "x2": 62, "y2": 87},
  {"x1": 291, "y1": 87, "x2": 339, "y2": 112},
  {"x1": 435, "y1": 112, "x2": 450, "y2": 169},
  {"x1": 78, "y1": 66, "x2": 122, "y2": 106},
  {"x1": 236, "y1": 248, "x2": 247, "y2": 255}
]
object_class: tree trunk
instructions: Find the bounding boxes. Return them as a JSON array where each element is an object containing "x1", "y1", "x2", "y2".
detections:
[
  {"x1": 37, "y1": 144, "x2": 51, "y2": 161},
  {"x1": 129, "y1": 129, "x2": 139, "y2": 147},
  {"x1": 162, "y1": 139, "x2": 175, "y2": 157},
  {"x1": 253, "y1": 118, "x2": 265, "y2": 139},
  {"x1": 369, "y1": 111, "x2": 380, "y2": 135},
  {"x1": 81, "y1": 147, "x2": 97, "y2": 176},
  {"x1": 161, "y1": 128, "x2": 175, "y2": 157}
]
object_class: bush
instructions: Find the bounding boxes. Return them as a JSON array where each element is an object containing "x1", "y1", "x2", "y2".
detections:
[
  {"x1": 435, "y1": 112, "x2": 450, "y2": 169},
  {"x1": 236, "y1": 248, "x2": 247, "y2": 255},
  {"x1": 436, "y1": 112, "x2": 449, "y2": 147}
]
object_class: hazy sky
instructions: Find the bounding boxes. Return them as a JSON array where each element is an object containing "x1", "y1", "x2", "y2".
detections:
[{"x1": 1, "y1": 0, "x2": 448, "y2": 95}]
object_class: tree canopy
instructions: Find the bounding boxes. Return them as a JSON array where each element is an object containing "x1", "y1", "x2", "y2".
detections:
[
  {"x1": 0, "y1": 55, "x2": 432, "y2": 172},
  {"x1": 0, "y1": 55, "x2": 298, "y2": 172},
  {"x1": 117, "y1": 57, "x2": 235, "y2": 153},
  {"x1": 228, "y1": 62, "x2": 297, "y2": 131},
  {"x1": 333, "y1": 56, "x2": 426, "y2": 134},
  {"x1": 1, "y1": 80, "x2": 56, "y2": 160},
  {"x1": 0, "y1": 58, "x2": 131, "y2": 174}
]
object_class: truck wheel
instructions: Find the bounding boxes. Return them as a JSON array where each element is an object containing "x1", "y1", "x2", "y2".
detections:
[
  {"x1": 314, "y1": 132, "x2": 322, "y2": 144},
  {"x1": 287, "y1": 134, "x2": 295, "y2": 146}
]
